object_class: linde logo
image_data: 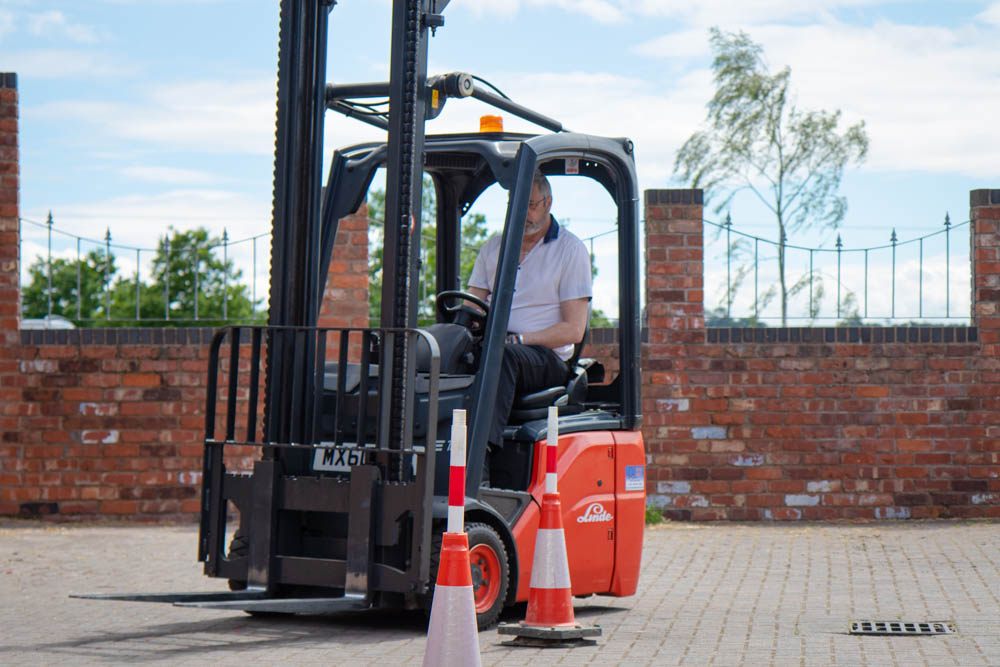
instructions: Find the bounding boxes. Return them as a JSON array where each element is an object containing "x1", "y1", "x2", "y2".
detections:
[{"x1": 576, "y1": 502, "x2": 613, "y2": 523}]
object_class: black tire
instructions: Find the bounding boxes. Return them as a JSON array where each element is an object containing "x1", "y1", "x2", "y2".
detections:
[
  {"x1": 424, "y1": 523, "x2": 510, "y2": 630},
  {"x1": 226, "y1": 529, "x2": 248, "y2": 591},
  {"x1": 225, "y1": 529, "x2": 288, "y2": 617},
  {"x1": 466, "y1": 522, "x2": 510, "y2": 631}
]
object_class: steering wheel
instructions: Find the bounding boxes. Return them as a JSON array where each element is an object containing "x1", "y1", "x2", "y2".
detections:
[{"x1": 435, "y1": 290, "x2": 489, "y2": 336}]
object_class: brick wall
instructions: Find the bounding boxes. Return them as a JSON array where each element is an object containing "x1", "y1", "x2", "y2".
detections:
[
  {"x1": 0, "y1": 72, "x2": 371, "y2": 518},
  {"x1": 1, "y1": 67, "x2": 997, "y2": 521},
  {"x1": 641, "y1": 188, "x2": 1000, "y2": 521}
]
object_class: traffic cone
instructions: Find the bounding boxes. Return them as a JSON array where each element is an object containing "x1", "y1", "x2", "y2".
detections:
[
  {"x1": 497, "y1": 407, "x2": 601, "y2": 648},
  {"x1": 423, "y1": 532, "x2": 482, "y2": 666},
  {"x1": 423, "y1": 410, "x2": 482, "y2": 667}
]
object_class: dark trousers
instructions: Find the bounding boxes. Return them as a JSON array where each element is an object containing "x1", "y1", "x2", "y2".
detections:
[{"x1": 488, "y1": 344, "x2": 568, "y2": 446}]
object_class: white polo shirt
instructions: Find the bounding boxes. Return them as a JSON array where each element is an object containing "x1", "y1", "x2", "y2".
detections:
[{"x1": 467, "y1": 218, "x2": 592, "y2": 361}]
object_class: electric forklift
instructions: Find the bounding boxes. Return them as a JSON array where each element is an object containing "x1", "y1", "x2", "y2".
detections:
[{"x1": 76, "y1": 0, "x2": 646, "y2": 630}]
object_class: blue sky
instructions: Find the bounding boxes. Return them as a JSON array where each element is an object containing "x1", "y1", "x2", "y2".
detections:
[{"x1": 3, "y1": 0, "x2": 997, "y2": 323}]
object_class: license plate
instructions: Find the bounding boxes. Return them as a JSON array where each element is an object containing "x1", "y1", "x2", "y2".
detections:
[{"x1": 312, "y1": 443, "x2": 369, "y2": 472}]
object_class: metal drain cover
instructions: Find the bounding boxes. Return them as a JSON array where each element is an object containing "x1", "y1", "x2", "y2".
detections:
[{"x1": 850, "y1": 621, "x2": 956, "y2": 636}]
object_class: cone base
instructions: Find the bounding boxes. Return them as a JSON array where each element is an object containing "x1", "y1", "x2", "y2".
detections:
[{"x1": 496, "y1": 621, "x2": 601, "y2": 648}]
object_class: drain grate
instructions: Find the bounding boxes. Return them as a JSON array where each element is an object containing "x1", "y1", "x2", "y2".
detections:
[{"x1": 850, "y1": 621, "x2": 956, "y2": 636}]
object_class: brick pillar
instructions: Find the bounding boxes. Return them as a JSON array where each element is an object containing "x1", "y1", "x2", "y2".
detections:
[
  {"x1": 643, "y1": 189, "x2": 704, "y2": 338},
  {"x1": 317, "y1": 204, "x2": 369, "y2": 361},
  {"x1": 0, "y1": 73, "x2": 19, "y2": 516},
  {"x1": 971, "y1": 189, "x2": 1000, "y2": 355},
  {"x1": 0, "y1": 73, "x2": 19, "y2": 342},
  {"x1": 642, "y1": 189, "x2": 705, "y2": 503},
  {"x1": 317, "y1": 203, "x2": 370, "y2": 328}
]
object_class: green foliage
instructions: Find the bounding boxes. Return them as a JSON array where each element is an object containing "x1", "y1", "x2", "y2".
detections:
[
  {"x1": 645, "y1": 506, "x2": 664, "y2": 525},
  {"x1": 675, "y1": 27, "x2": 869, "y2": 325},
  {"x1": 22, "y1": 249, "x2": 115, "y2": 324},
  {"x1": 368, "y1": 177, "x2": 488, "y2": 325},
  {"x1": 22, "y1": 227, "x2": 261, "y2": 326},
  {"x1": 704, "y1": 306, "x2": 766, "y2": 328},
  {"x1": 113, "y1": 227, "x2": 259, "y2": 325},
  {"x1": 590, "y1": 308, "x2": 614, "y2": 328}
]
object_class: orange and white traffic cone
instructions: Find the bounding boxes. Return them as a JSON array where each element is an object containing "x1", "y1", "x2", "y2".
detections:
[
  {"x1": 423, "y1": 410, "x2": 482, "y2": 667},
  {"x1": 497, "y1": 407, "x2": 601, "y2": 648}
]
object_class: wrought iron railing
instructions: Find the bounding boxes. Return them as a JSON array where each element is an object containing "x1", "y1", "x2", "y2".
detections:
[
  {"x1": 704, "y1": 214, "x2": 972, "y2": 326},
  {"x1": 20, "y1": 214, "x2": 270, "y2": 325}
]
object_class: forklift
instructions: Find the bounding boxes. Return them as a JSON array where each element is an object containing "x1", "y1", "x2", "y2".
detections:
[{"x1": 77, "y1": 0, "x2": 646, "y2": 630}]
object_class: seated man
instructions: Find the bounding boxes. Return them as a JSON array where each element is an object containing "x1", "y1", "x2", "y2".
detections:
[{"x1": 467, "y1": 170, "x2": 592, "y2": 450}]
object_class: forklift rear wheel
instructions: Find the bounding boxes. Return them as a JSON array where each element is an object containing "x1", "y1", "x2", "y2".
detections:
[{"x1": 466, "y1": 522, "x2": 509, "y2": 630}]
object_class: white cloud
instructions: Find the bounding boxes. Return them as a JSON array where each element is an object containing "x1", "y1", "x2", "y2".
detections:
[
  {"x1": 620, "y1": 0, "x2": 895, "y2": 25},
  {"x1": 633, "y1": 18, "x2": 1000, "y2": 178},
  {"x1": 543, "y1": 0, "x2": 626, "y2": 23},
  {"x1": 458, "y1": 0, "x2": 896, "y2": 25},
  {"x1": 978, "y1": 2, "x2": 1000, "y2": 27},
  {"x1": 34, "y1": 78, "x2": 278, "y2": 154},
  {"x1": 457, "y1": 0, "x2": 625, "y2": 23},
  {"x1": 119, "y1": 165, "x2": 227, "y2": 185},
  {"x1": 2, "y1": 49, "x2": 136, "y2": 78},
  {"x1": 27, "y1": 10, "x2": 101, "y2": 44}
]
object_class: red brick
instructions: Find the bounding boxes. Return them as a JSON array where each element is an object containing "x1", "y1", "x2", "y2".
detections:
[
  {"x1": 122, "y1": 373, "x2": 161, "y2": 388},
  {"x1": 100, "y1": 500, "x2": 139, "y2": 514},
  {"x1": 746, "y1": 467, "x2": 782, "y2": 480}
]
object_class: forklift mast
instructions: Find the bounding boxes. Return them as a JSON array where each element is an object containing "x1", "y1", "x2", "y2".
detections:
[{"x1": 267, "y1": 0, "x2": 449, "y2": 448}]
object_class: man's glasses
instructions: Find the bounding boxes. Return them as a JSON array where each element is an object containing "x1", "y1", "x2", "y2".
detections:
[{"x1": 527, "y1": 196, "x2": 549, "y2": 211}]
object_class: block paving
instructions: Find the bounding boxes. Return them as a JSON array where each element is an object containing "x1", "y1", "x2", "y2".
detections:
[{"x1": 1, "y1": 518, "x2": 998, "y2": 665}]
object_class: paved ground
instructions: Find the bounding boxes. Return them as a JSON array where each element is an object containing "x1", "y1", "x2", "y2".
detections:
[{"x1": 0, "y1": 518, "x2": 998, "y2": 666}]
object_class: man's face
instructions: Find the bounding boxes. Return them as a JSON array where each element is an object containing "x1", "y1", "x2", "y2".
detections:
[{"x1": 524, "y1": 184, "x2": 551, "y2": 237}]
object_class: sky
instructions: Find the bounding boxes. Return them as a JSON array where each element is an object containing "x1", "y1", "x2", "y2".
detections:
[{"x1": 2, "y1": 0, "x2": 997, "y2": 324}]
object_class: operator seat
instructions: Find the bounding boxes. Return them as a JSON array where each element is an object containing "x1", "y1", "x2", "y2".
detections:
[{"x1": 507, "y1": 329, "x2": 603, "y2": 423}]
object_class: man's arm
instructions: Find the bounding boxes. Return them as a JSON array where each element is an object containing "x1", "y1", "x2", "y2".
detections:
[
  {"x1": 520, "y1": 297, "x2": 589, "y2": 349},
  {"x1": 467, "y1": 286, "x2": 489, "y2": 304}
]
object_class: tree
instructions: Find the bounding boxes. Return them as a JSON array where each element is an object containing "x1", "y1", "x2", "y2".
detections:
[
  {"x1": 674, "y1": 28, "x2": 869, "y2": 325},
  {"x1": 111, "y1": 227, "x2": 259, "y2": 325},
  {"x1": 368, "y1": 177, "x2": 489, "y2": 325},
  {"x1": 21, "y1": 249, "x2": 116, "y2": 323},
  {"x1": 21, "y1": 226, "x2": 260, "y2": 326}
]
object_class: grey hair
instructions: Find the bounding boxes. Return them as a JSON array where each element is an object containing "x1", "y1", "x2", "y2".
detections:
[{"x1": 532, "y1": 169, "x2": 551, "y2": 199}]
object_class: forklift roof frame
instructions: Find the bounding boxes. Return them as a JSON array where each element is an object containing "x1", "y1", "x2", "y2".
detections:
[{"x1": 318, "y1": 128, "x2": 643, "y2": 494}]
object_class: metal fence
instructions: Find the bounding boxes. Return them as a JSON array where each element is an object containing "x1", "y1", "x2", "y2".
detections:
[
  {"x1": 20, "y1": 214, "x2": 270, "y2": 325},
  {"x1": 704, "y1": 213, "x2": 972, "y2": 326},
  {"x1": 20, "y1": 209, "x2": 974, "y2": 329}
]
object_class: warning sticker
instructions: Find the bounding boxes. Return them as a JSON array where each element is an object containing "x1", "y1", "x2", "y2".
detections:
[
  {"x1": 625, "y1": 465, "x2": 645, "y2": 491},
  {"x1": 565, "y1": 158, "x2": 579, "y2": 175}
]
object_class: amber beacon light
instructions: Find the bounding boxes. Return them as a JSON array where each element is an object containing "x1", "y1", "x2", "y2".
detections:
[{"x1": 479, "y1": 114, "x2": 503, "y2": 132}]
